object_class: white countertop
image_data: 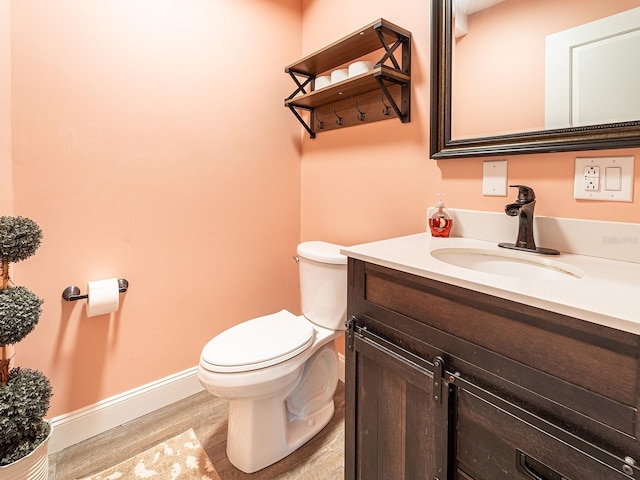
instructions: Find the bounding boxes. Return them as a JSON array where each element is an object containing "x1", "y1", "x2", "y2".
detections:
[{"x1": 342, "y1": 233, "x2": 640, "y2": 335}]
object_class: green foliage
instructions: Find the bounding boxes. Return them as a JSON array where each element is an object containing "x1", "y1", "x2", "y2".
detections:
[
  {"x1": 0, "y1": 216, "x2": 43, "y2": 263},
  {"x1": 0, "y1": 286, "x2": 43, "y2": 347},
  {"x1": 0, "y1": 215, "x2": 51, "y2": 466},
  {"x1": 0, "y1": 368, "x2": 52, "y2": 465}
]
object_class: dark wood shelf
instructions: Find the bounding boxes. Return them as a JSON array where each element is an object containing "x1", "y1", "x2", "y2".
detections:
[
  {"x1": 285, "y1": 18, "x2": 411, "y2": 76},
  {"x1": 285, "y1": 66, "x2": 409, "y2": 110}
]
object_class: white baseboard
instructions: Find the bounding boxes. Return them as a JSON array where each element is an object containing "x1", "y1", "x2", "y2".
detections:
[
  {"x1": 49, "y1": 355, "x2": 347, "y2": 454},
  {"x1": 48, "y1": 367, "x2": 204, "y2": 454}
]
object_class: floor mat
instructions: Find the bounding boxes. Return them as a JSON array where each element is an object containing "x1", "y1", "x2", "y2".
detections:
[{"x1": 76, "y1": 428, "x2": 220, "y2": 480}]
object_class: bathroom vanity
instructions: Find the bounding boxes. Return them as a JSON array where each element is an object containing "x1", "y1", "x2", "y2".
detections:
[{"x1": 343, "y1": 233, "x2": 640, "y2": 479}]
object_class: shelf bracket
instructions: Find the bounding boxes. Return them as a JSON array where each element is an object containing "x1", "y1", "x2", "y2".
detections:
[
  {"x1": 374, "y1": 29, "x2": 404, "y2": 71},
  {"x1": 286, "y1": 70, "x2": 313, "y2": 100},
  {"x1": 287, "y1": 104, "x2": 315, "y2": 139}
]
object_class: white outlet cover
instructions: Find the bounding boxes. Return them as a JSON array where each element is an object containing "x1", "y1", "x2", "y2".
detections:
[
  {"x1": 482, "y1": 160, "x2": 507, "y2": 196},
  {"x1": 574, "y1": 156, "x2": 634, "y2": 202}
]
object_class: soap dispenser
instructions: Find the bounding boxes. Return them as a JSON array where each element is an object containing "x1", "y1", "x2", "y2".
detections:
[{"x1": 429, "y1": 193, "x2": 453, "y2": 238}]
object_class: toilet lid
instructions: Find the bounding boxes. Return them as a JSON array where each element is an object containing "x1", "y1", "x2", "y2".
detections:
[{"x1": 200, "y1": 310, "x2": 316, "y2": 373}]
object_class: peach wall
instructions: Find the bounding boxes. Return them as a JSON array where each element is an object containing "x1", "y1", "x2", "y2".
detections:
[
  {"x1": 299, "y1": 0, "x2": 640, "y2": 360},
  {"x1": 300, "y1": 0, "x2": 639, "y2": 253},
  {"x1": 0, "y1": 0, "x2": 11, "y2": 213},
  {"x1": 299, "y1": 0, "x2": 433, "y2": 246},
  {"x1": 10, "y1": 0, "x2": 302, "y2": 417},
  {"x1": 5, "y1": 0, "x2": 639, "y2": 420}
]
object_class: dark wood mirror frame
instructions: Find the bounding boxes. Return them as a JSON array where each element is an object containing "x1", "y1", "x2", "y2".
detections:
[{"x1": 430, "y1": 0, "x2": 640, "y2": 159}]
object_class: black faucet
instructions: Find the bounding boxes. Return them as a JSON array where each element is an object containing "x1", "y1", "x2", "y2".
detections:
[{"x1": 498, "y1": 185, "x2": 560, "y2": 255}]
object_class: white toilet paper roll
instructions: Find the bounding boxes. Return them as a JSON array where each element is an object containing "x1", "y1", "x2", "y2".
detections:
[
  {"x1": 348, "y1": 60, "x2": 374, "y2": 78},
  {"x1": 330, "y1": 68, "x2": 349, "y2": 84},
  {"x1": 314, "y1": 75, "x2": 331, "y2": 90},
  {"x1": 86, "y1": 278, "x2": 120, "y2": 317}
]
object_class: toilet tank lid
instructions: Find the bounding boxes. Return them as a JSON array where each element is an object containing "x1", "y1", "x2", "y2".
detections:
[{"x1": 297, "y1": 241, "x2": 347, "y2": 265}]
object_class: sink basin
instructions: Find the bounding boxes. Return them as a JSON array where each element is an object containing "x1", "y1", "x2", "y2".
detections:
[{"x1": 430, "y1": 247, "x2": 583, "y2": 280}]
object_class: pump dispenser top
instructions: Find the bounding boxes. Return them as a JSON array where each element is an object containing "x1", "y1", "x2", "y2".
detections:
[{"x1": 429, "y1": 193, "x2": 453, "y2": 238}]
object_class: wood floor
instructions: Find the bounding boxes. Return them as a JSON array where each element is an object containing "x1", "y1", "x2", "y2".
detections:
[{"x1": 48, "y1": 382, "x2": 345, "y2": 479}]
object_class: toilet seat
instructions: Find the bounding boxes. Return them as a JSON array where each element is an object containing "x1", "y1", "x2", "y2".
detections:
[{"x1": 200, "y1": 310, "x2": 316, "y2": 373}]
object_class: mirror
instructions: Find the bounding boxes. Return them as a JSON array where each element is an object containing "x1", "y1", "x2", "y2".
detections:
[{"x1": 430, "y1": 0, "x2": 640, "y2": 159}]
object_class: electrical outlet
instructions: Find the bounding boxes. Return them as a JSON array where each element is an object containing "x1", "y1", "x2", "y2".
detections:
[
  {"x1": 584, "y1": 165, "x2": 599, "y2": 178},
  {"x1": 585, "y1": 177, "x2": 599, "y2": 191},
  {"x1": 584, "y1": 165, "x2": 600, "y2": 190},
  {"x1": 574, "y1": 156, "x2": 634, "y2": 201}
]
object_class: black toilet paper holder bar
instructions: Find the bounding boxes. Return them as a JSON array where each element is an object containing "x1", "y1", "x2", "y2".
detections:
[{"x1": 62, "y1": 279, "x2": 129, "y2": 301}]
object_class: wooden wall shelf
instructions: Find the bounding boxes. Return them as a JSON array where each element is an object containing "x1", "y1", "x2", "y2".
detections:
[{"x1": 285, "y1": 19, "x2": 411, "y2": 138}]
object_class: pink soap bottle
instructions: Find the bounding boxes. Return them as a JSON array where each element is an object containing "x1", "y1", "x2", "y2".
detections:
[{"x1": 429, "y1": 193, "x2": 453, "y2": 238}]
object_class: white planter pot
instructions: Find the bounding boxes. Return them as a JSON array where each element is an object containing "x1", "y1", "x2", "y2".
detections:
[{"x1": 0, "y1": 423, "x2": 52, "y2": 480}]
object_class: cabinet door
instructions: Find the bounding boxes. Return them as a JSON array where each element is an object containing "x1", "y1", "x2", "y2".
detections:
[
  {"x1": 345, "y1": 326, "x2": 450, "y2": 480},
  {"x1": 456, "y1": 386, "x2": 634, "y2": 480}
]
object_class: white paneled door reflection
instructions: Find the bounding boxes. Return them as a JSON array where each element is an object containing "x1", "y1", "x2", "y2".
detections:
[{"x1": 546, "y1": 6, "x2": 640, "y2": 129}]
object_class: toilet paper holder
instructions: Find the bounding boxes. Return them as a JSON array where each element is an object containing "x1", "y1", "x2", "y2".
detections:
[{"x1": 62, "y1": 278, "x2": 129, "y2": 301}]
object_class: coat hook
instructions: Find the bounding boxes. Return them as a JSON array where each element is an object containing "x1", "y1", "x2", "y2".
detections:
[
  {"x1": 355, "y1": 100, "x2": 365, "y2": 121},
  {"x1": 315, "y1": 111, "x2": 324, "y2": 130},
  {"x1": 333, "y1": 107, "x2": 343, "y2": 126},
  {"x1": 381, "y1": 94, "x2": 391, "y2": 116}
]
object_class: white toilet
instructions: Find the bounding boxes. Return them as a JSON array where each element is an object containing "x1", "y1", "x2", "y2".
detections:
[{"x1": 197, "y1": 241, "x2": 347, "y2": 473}]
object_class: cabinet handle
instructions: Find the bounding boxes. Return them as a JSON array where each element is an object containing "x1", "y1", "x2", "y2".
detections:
[{"x1": 516, "y1": 450, "x2": 569, "y2": 480}]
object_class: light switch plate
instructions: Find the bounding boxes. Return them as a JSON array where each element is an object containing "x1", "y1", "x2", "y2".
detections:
[
  {"x1": 482, "y1": 160, "x2": 507, "y2": 196},
  {"x1": 573, "y1": 156, "x2": 634, "y2": 201}
]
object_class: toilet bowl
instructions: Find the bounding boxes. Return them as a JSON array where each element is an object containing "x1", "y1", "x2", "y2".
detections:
[{"x1": 197, "y1": 241, "x2": 347, "y2": 473}]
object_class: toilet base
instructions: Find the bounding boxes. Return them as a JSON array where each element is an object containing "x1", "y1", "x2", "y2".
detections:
[
  {"x1": 225, "y1": 342, "x2": 339, "y2": 473},
  {"x1": 286, "y1": 400, "x2": 335, "y2": 449},
  {"x1": 227, "y1": 399, "x2": 335, "y2": 474}
]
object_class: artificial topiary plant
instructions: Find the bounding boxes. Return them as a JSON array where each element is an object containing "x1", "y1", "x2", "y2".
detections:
[{"x1": 0, "y1": 215, "x2": 53, "y2": 466}]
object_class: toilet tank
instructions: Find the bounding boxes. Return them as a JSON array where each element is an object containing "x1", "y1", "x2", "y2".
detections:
[{"x1": 297, "y1": 241, "x2": 347, "y2": 331}]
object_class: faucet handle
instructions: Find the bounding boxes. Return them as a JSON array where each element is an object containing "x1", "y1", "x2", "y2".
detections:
[{"x1": 509, "y1": 185, "x2": 535, "y2": 204}]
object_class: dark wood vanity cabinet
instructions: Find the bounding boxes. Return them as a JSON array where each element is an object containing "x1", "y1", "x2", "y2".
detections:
[
  {"x1": 344, "y1": 329, "x2": 444, "y2": 479},
  {"x1": 345, "y1": 258, "x2": 640, "y2": 480}
]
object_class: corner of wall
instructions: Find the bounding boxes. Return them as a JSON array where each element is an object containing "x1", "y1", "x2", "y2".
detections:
[{"x1": 0, "y1": 0, "x2": 13, "y2": 214}]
